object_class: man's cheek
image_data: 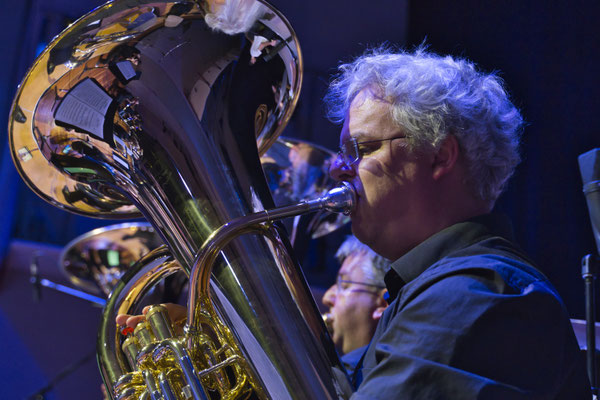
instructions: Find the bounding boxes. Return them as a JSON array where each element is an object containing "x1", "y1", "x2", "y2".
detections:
[{"x1": 359, "y1": 157, "x2": 386, "y2": 177}]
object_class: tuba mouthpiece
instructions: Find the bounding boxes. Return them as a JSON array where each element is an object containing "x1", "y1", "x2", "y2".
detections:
[{"x1": 316, "y1": 182, "x2": 356, "y2": 215}]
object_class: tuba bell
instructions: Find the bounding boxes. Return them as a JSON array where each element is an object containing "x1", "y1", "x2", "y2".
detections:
[{"x1": 8, "y1": 0, "x2": 353, "y2": 399}]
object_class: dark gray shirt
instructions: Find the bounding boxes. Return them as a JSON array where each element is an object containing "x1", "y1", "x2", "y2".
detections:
[{"x1": 352, "y1": 214, "x2": 590, "y2": 399}]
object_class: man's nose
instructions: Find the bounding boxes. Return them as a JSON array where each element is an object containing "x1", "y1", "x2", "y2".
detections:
[
  {"x1": 322, "y1": 284, "x2": 337, "y2": 307},
  {"x1": 329, "y1": 154, "x2": 355, "y2": 182}
]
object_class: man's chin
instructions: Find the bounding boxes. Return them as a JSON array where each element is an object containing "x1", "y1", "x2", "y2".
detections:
[
  {"x1": 350, "y1": 221, "x2": 369, "y2": 246},
  {"x1": 331, "y1": 331, "x2": 342, "y2": 349}
]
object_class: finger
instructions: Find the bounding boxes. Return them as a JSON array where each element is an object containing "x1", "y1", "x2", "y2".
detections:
[
  {"x1": 126, "y1": 315, "x2": 145, "y2": 329},
  {"x1": 115, "y1": 314, "x2": 132, "y2": 325}
]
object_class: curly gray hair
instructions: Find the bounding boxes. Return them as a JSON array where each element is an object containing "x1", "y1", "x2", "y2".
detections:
[
  {"x1": 336, "y1": 236, "x2": 390, "y2": 286},
  {"x1": 324, "y1": 45, "x2": 523, "y2": 203}
]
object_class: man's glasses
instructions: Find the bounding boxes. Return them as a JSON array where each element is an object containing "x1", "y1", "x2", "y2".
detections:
[
  {"x1": 336, "y1": 276, "x2": 386, "y2": 294},
  {"x1": 338, "y1": 136, "x2": 406, "y2": 167}
]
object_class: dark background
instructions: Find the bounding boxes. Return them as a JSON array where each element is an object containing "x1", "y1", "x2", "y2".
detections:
[{"x1": 0, "y1": 1, "x2": 599, "y2": 398}]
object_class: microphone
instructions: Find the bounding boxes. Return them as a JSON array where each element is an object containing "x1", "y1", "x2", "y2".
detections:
[
  {"x1": 578, "y1": 148, "x2": 600, "y2": 256},
  {"x1": 578, "y1": 148, "x2": 600, "y2": 394}
]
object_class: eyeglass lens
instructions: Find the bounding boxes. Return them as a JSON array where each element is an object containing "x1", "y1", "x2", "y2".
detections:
[
  {"x1": 340, "y1": 138, "x2": 358, "y2": 166},
  {"x1": 336, "y1": 276, "x2": 383, "y2": 293}
]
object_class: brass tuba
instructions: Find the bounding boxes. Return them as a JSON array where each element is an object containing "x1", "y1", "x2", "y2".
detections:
[{"x1": 8, "y1": 0, "x2": 353, "y2": 399}]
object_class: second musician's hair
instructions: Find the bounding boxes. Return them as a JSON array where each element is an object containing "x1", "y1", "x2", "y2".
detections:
[{"x1": 336, "y1": 235, "x2": 389, "y2": 286}]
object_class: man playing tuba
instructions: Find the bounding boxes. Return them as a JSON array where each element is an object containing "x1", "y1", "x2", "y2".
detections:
[{"x1": 326, "y1": 45, "x2": 591, "y2": 398}]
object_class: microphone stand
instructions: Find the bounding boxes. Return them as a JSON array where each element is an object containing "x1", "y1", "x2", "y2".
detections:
[
  {"x1": 29, "y1": 253, "x2": 106, "y2": 307},
  {"x1": 578, "y1": 149, "x2": 600, "y2": 396},
  {"x1": 582, "y1": 254, "x2": 599, "y2": 396},
  {"x1": 26, "y1": 253, "x2": 105, "y2": 398}
]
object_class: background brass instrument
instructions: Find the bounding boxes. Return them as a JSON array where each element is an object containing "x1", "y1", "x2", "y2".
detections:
[
  {"x1": 9, "y1": 0, "x2": 353, "y2": 399},
  {"x1": 60, "y1": 222, "x2": 163, "y2": 297}
]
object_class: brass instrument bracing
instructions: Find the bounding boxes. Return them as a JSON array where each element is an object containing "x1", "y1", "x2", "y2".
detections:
[{"x1": 8, "y1": 0, "x2": 353, "y2": 399}]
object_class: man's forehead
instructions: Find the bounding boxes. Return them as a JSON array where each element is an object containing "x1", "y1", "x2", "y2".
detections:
[
  {"x1": 352, "y1": 86, "x2": 386, "y2": 104},
  {"x1": 341, "y1": 92, "x2": 394, "y2": 143},
  {"x1": 339, "y1": 117, "x2": 351, "y2": 144},
  {"x1": 339, "y1": 111, "x2": 372, "y2": 146}
]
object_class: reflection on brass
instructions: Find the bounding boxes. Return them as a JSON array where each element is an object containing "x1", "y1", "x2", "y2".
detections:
[
  {"x1": 17, "y1": 147, "x2": 33, "y2": 162},
  {"x1": 254, "y1": 104, "x2": 269, "y2": 137},
  {"x1": 59, "y1": 222, "x2": 163, "y2": 297},
  {"x1": 322, "y1": 312, "x2": 333, "y2": 335},
  {"x1": 8, "y1": 0, "x2": 356, "y2": 399},
  {"x1": 262, "y1": 137, "x2": 351, "y2": 238}
]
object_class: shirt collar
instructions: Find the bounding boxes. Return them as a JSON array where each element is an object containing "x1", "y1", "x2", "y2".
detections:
[{"x1": 384, "y1": 213, "x2": 515, "y2": 302}]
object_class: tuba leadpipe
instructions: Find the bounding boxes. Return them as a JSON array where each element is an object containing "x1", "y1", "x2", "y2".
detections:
[{"x1": 188, "y1": 182, "x2": 355, "y2": 327}]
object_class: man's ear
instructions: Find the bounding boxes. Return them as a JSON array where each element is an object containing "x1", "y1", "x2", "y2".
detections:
[
  {"x1": 432, "y1": 134, "x2": 460, "y2": 180},
  {"x1": 372, "y1": 289, "x2": 389, "y2": 321}
]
